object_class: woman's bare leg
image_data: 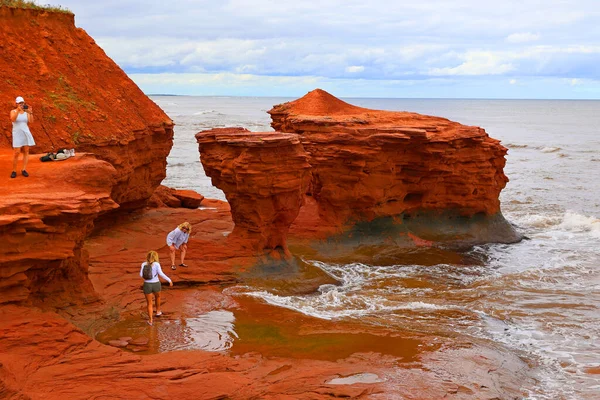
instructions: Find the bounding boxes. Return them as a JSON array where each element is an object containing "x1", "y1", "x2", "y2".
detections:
[
  {"x1": 180, "y1": 245, "x2": 187, "y2": 264},
  {"x1": 155, "y1": 291, "x2": 162, "y2": 314},
  {"x1": 12, "y1": 148, "x2": 20, "y2": 172},
  {"x1": 169, "y1": 245, "x2": 176, "y2": 266},
  {"x1": 144, "y1": 293, "x2": 154, "y2": 324},
  {"x1": 22, "y1": 146, "x2": 29, "y2": 170}
]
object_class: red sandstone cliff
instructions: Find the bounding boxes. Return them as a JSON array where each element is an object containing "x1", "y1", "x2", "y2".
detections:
[
  {"x1": 0, "y1": 7, "x2": 174, "y2": 304},
  {"x1": 196, "y1": 128, "x2": 312, "y2": 252},
  {"x1": 0, "y1": 7, "x2": 173, "y2": 208}
]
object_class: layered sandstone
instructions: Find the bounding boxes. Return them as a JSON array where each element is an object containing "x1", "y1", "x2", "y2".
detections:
[
  {"x1": 268, "y1": 89, "x2": 519, "y2": 244},
  {"x1": 0, "y1": 151, "x2": 118, "y2": 305},
  {"x1": 196, "y1": 128, "x2": 311, "y2": 252},
  {"x1": 270, "y1": 89, "x2": 508, "y2": 223},
  {"x1": 0, "y1": 7, "x2": 174, "y2": 208},
  {"x1": 147, "y1": 185, "x2": 205, "y2": 208},
  {"x1": 193, "y1": 91, "x2": 517, "y2": 251}
]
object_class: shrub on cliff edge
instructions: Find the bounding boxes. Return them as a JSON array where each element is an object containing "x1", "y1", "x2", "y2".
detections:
[{"x1": 0, "y1": 0, "x2": 72, "y2": 14}]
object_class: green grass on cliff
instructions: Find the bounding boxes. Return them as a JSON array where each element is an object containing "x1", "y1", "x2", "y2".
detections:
[{"x1": 0, "y1": 0, "x2": 72, "y2": 14}]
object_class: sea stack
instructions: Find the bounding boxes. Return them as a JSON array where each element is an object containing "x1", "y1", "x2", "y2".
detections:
[
  {"x1": 196, "y1": 127, "x2": 312, "y2": 253},
  {"x1": 197, "y1": 89, "x2": 520, "y2": 251}
]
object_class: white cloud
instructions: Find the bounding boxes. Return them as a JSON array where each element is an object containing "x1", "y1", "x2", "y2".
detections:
[
  {"x1": 428, "y1": 51, "x2": 515, "y2": 76},
  {"x1": 506, "y1": 32, "x2": 541, "y2": 43},
  {"x1": 346, "y1": 66, "x2": 365, "y2": 73},
  {"x1": 510, "y1": 79, "x2": 517, "y2": 84},
  {"x1": 54, "y1": 0, "x2": 600, "y2": 97}
]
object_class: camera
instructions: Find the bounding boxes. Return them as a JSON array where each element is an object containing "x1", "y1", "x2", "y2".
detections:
[{"x1": 23, "y1": 104, "x2": 29, "y2": 109}]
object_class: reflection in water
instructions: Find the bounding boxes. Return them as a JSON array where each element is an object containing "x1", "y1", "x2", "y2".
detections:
[
  {"x1": 97, "y1": 310, "x2": 237, "y2": 354},
  {"x1": 177, "y1": 310, "x2": 238, "y2": 352},
  {"x1": 97, "y1": 296, "x2": 432, "y2": 362},
  {"x1": 327, "y1": 373, "x2": 383, "y2": 385}
]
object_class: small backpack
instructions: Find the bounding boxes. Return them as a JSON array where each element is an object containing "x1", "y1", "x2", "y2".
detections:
[
  {"x1": 40, "y1": 152, "x2": 55, "y2": 162},
  {"x1": 142, "y1": 262, "x2": 154, "y2": 280}
]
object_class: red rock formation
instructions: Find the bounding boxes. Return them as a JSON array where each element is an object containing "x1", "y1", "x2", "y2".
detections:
[
  {"x1": 269, "y1": 89, "x2": 509, "y2": 230},
  {"x1": 0, "y1": 7, "x2": 175, "y2": 305},
  {"x1": 0, "y1": 151, "x2": 117, "y2": 305},
  {"x1": 196, "y1": 128, "x2": 311, "y2": 252},
  {"x1": 147, "y1": 184, "x2": 182, "y2": 208},
  {"x1": 147, "y1": 185, "x2": 204, "y2": 208},
  {"x1": 0, "y1": 7, "x2": 174, "y2": 208},
  {"x1": 173, "y1": 189, "x2": 204, "y2": 208}
]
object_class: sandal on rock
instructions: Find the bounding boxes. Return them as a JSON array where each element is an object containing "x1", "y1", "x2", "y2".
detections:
[
  {"x1": 179, "y1": 263, "x2": 188, "y2": 267},
  {"x1": 171, "y1": 265, "x2": 176, "y2": 270},
  {"x1": 156, "y1": 311, "x2": 162, "y2": 316}
]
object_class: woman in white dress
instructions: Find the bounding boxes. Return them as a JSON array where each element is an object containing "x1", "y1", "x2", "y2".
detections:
[{"x1": 10, "y1": 96, "x2": 36, "y2": 178}]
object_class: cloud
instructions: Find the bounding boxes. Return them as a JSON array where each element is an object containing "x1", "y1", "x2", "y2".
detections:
[
  {"x1": 346, "y1": 66, "x2": 365, "y2": 73},
  {"x1": 506, "y1": 32, "x2": 541, "y2": 43},
  {"x1": 54, "y1": 0, "x2": 600, "y2": 97},
  {"x1": 428, "y1": 51, "x2": 516, "y2": 76}
]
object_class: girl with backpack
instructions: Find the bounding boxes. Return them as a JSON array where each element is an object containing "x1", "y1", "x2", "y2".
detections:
[{"x1": 140, "y1": 250, "x2": 173, "y2": 326}]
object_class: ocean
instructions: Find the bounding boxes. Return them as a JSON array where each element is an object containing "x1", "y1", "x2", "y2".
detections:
[{"x1": 154, "y1": 95, "x2": 600, "y2": 399}]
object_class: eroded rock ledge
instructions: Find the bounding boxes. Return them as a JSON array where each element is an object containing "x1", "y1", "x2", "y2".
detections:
[{"x1": 0, "y1": 153, "x2": 117, "y2": 304}]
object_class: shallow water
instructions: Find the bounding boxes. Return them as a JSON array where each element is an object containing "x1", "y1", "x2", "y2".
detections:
[
  {"x1": 152, "y1": 96, "x2": 600, "y2": 399},
  {"x1": 97, "y1": 292, "x2": 434, "y2": 362}
]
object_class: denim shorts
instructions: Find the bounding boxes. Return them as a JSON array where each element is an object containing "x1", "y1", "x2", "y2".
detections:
[{"x1": 143, "y1": 281, "x2": 161, "y2": 295}]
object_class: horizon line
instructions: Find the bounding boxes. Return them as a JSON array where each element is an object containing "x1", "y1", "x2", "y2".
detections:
[{"x1": 146, "y1": 93, "x2": 600, "y2": 101}]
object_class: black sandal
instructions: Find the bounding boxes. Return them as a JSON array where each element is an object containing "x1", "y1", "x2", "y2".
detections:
[
  {"x1": 171, "y1": 265, "x2": 176, "y2": 270},
  {"x1": 179, "y1": 263, "x2": 188, "y2": 267}
]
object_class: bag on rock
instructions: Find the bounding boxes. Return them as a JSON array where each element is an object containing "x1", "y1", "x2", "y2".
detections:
[
  {"x1": 40, "y1": 152, "x2": 55, "y2": 162},
  {"x1": 55, "y1": 149, "x2": 70, "y2": 160},
  {"x1": 142, "y1": 262, "x2": 154, "y2": 280}
]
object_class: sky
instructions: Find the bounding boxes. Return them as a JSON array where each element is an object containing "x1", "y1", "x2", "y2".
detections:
[{"x1": 52, "y1": 0, "x2": 600, "y2": 99}]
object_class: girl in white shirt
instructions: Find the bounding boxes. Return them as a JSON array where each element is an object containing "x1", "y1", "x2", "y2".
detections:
[
  {"x1": 140, "y1": 250, "x2": 173, "y2": 326},
  {"x1": 166, "y1": 222, "x2": 191, "y2": 270}
]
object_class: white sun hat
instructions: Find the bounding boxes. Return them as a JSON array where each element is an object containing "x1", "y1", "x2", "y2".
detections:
[{"x1": 15, "y1": 96, "x2": 25, "y2": 103}]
